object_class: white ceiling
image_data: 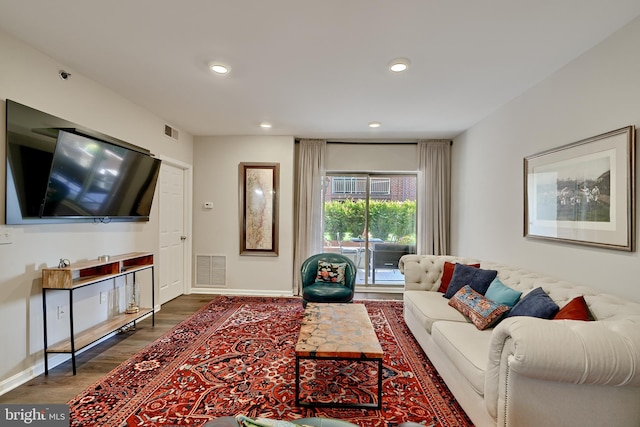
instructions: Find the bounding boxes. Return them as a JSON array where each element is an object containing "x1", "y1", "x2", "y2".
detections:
[{"x1": 1, "y1": 1, "x2": 639, "y2": 140}]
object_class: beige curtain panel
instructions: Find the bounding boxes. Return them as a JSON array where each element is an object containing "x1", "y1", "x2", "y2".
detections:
[
  {"x1": 293, "y1": 139, "x2": 326, "y2": 295},
  {"x1": 417, "y1": 140, "x2": 451, "y2": 255}
]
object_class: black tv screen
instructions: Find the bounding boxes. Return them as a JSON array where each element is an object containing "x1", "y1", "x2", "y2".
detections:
[
  {"x1": 41, "y1": 130, "x2": 161, "y2": 219},
  {"x1": 5, "y1": 100, "x2": 161, "y2": 224}
]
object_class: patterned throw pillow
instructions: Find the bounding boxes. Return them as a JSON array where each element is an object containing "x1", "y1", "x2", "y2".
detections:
[
  {"x1": 316, "y1": 261, "x2": 347, "y2": 285},
  {"x1": 448, "y1": 285, "x2": 510, "y2": 330}
]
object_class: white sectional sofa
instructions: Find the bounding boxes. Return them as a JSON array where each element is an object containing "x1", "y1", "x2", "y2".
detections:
[{"x1": 398, "y1": 254, "x2": 640, "y2": 427}]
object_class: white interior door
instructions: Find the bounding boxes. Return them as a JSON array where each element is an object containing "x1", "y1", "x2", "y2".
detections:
[{"x1": 159, "y1": 162, "x2": 186, "y2": 304}]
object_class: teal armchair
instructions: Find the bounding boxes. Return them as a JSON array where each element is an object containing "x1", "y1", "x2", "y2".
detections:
[{"x1": 300, "y1": 253, "x2": 357, "y2": 307}]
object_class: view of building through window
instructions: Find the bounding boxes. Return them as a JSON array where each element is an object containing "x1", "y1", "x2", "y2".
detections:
[{"x1": 322, "y1": 174, "x2": 417, "y2": 286}]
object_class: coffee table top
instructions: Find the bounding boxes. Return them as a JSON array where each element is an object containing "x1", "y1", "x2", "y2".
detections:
[{"x1": 295, "y1": 303, "x2": 383, "y2": 358}]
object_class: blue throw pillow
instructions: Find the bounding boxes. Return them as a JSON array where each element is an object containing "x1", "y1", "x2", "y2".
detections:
[
  {"x1": 506, "y1": 287, "x2": 559, "y2": 319},
  {"x1": 485, "y1": 278, "x2": 522, "y2": 308},
  {"x1": 444, "y1": 263, "x2": 498, "y2": 298}
]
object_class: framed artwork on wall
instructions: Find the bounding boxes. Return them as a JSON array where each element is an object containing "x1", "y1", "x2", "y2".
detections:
[
  {"x1": 239, "y1": 162, "x2": 280, "y2": 256},
  {"x1": 524, "y1": 126, "x2": 635, "y2": 251}
]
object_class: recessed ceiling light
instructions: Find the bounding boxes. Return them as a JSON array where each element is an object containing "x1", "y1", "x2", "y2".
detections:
[
  {"x1": 209, "y1": 62, "x2": 230, "y2": 74},
  {"x1": 260, "y1": 122, "x2": 272, "y2": 129},
  {"x1": 369, "y1": 121, "x2": 382, "y2": 128},
  {"x1": 388, "y1": 58, "x2": 410, "y2": 72}
]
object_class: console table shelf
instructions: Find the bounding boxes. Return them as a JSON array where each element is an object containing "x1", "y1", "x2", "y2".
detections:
[
  {"x1": 46, "y1": 308, "x2": 153, "y2": 353},
  {"x1": 42, "y1": 252, "x2": 155, "y2": 374}
]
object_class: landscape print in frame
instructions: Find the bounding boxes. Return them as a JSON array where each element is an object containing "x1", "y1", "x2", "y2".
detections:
[
  {"x1": 239, "y1": 162, "x2": 280, "y2": 256},
  {"x1": 524, "y1": 126, "x2": 635, "y2": 251}
]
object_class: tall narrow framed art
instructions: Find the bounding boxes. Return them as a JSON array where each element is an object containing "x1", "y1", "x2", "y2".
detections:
[
  {"x1": 524, "y1": 126, "x2": 635, "y2": 251},
  {"x1": 239, "y1": 162, "x2": 280, "y2": 256}
]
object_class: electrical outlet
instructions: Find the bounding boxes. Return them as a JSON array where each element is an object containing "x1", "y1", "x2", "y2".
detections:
[
  {"x1": 0, "y1": 227, "x2": 12, "y2": 245},
  {"x1": 57, "y1": 306, "x2": 64, "y2": 319},
  {"x1": 100, "y1": 292, "x2": 107, "y2": 304}
]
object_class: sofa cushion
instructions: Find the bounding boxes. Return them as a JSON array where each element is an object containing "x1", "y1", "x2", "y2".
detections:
[
  {"x1": 554, "y1": 295, "x2": 590, "y2": 321},
  {"x1": 506, "y1": 287, "x2": 559, "y2": 319},
  {"x1": 449, "y1": 285, "x2": 510, "y2": 330},
  {"x1": 316, "y1": 261, "x2": 346, "y2": 285},
  {"x1": 437, "y1": 261, "x2": 480, "y2": 293},
  {"x1": 445, "y1": 264, "x2": 498, "y2": 298},
  {"x1": 431, "y1": 321, "x2": 492, "y2": 396},
  {"x1": 484, "y1": 278, "x2": 522, "y2": 308},
  {"x1": 404, "y1": 290, "x2": 468, "y2": 334}
]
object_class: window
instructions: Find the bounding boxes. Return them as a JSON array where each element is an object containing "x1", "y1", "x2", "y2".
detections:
[{"x1": 323, "y1": 174, "x2": 416, "y2": 286}]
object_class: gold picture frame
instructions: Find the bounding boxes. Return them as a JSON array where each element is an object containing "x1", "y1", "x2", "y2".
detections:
[
  {"x1": 239, "y1": 162, "x2": 280, "y2": 256},
  {"x1": 524, "y1": 126, "x2": 635, "y2": 251}
]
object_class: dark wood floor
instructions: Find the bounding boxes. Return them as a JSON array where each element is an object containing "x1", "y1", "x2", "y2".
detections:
[
  {"x1": 0, "y1": 294, "x2": 218, "y2": 404},
  {"x1": 0, "y1": 292, "x2": 401, "y2": 404}
]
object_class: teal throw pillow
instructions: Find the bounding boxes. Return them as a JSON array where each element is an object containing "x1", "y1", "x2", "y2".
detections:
[{"x1": 485, "y1": 278, "x2": 522, "y2": 308}]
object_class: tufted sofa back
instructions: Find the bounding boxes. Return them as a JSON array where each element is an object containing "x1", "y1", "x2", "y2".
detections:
[{"x1": 399, "y1": 254, "x2": 640, "y2": 321}]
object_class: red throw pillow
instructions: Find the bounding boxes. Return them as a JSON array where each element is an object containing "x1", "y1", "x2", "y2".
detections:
[
  {"x1": 554, "y1": 295, "x2": 590, "y2": 321},
  {"x1": 437, "y1": 261, "x2": 480, "y2": 293}
]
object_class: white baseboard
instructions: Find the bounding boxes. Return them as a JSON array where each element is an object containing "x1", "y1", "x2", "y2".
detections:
[
  {"x1": 0, "y1": 352, "x2": 74, "y2": 396},
  {"x1": 188, "y1": 288, "x2": 296, "y2": 297}
]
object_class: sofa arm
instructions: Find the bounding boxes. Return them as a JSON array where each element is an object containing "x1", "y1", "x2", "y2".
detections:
[
  {"x1": 488, "y1": 316, "x2": 640, "y2": 387},
  {"x1": 485, "y1": 315, "x2": 640, "y2": 426}
]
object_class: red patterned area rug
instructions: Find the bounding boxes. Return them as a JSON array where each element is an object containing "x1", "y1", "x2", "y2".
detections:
[{"x1": 69, "y1": 296, "x2": 473, "y2": 427}]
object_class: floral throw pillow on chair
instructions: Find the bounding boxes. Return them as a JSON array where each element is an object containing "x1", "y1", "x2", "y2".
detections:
[{"x1": 316, "y1": 261, "x2": 347, "y2": 285}]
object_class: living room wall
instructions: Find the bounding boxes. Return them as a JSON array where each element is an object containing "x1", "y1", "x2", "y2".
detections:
[
  {"x1": 451, "y1": 16, "x2": 640, "y2": 301},
  {"x1": 0, "y1": 30, "x2": 194, "y2": 392},
  {"x1": 192, "y1": 136, "x2": 295, "y2": 295},
  {"x1": 191, "y1": 139, "x2": 421, "y2": 296}
]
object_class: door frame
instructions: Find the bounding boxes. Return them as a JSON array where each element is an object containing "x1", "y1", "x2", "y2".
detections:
[{"x1": 157, "y1": 155, "x2": 193, "y2": 305}]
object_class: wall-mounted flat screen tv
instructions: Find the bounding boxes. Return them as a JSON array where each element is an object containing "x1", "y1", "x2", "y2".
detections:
[
  {"x1": 41, "y1": 130, "x2": 161, "y2": 218},
  {"x1": 5, "y1": 100, "x2": 162, "y2": 224}
]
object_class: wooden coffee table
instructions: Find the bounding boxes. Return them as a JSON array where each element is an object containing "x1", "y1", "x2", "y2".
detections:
[{"x1": 294, "y1": 303, "x2": 384, "y2": 409}]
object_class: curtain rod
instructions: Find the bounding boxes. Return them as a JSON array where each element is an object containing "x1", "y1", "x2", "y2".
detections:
[
  {"x1": 294, "y1": 140, "x2": 416, "y2": 145},
  {"x1": 294, "y1": 139, "x2": 452, "y2": 145},
  {"x1": 327, "y1": 141, "x2": 417, "y2": 145}
]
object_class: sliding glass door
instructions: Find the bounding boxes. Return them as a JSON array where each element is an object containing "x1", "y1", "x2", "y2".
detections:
[{"x1": 322, "y1": 173, "x2": 417, "y2": 286}]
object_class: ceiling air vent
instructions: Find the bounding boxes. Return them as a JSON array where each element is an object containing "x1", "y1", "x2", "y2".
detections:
[{"x1": 164, "y1": 124, "x2": 179, "y2": 141}]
